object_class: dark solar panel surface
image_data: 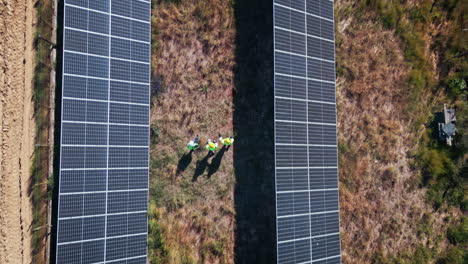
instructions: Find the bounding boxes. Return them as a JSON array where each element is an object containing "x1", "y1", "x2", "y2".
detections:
[
  {"x1": 57, "y1": 0, "x2": 150, "y2": 263},
  {"x1": 273, "y1": 0, "x2": 341, "y2": 263}
]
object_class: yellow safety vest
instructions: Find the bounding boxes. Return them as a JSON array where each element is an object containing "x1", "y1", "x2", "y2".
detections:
[
  {"x1": 221, "y1": 138, "x2": 234, "y2": 146},
  {"x1": 206, "y1": 142, "x2": 217, "y2": 151}
]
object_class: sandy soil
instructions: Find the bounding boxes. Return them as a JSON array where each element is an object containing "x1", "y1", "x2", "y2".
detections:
[{"x1": 0, "y1": 0, "x2": 35, "y2": 263}]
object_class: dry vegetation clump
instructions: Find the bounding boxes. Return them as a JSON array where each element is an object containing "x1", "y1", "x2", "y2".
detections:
[
  {"x1": 335, "y1": 0, "x2": 464, "y2": 263},
  {"x1": 149, "y1": 1, "x2": 236, "y2": 263},
  {"x1": 32, "y1": 0, "x2": 55, "y2": 262}
]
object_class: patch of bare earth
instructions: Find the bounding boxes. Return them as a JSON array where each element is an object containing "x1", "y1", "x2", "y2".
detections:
[
  {"x1": 150, "y1": 1, "x2": 235, "y2": 263},
  {"x1": 335, "y1": 1, "x2": 460, "y2": 263},
  {"x1": 0, "y1": 0, "x2": 35, "y2": 263}
]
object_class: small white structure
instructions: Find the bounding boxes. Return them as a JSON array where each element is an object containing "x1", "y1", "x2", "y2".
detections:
[{"x1": 438, "y1": 104, "x2": 457, "y2": 146}]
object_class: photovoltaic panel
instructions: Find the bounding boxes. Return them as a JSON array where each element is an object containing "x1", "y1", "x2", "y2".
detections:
[
  {"x1": 273, "y1": 0, "x2": 341, "y2": 263},
  {"x1": 56, "y1": 0, "x2": 150, "y2": 263}
]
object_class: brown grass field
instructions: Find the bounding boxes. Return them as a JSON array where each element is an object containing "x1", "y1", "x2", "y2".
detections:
[
  {"x1": 149, "y1": 1, "x2": 237, "y2": 263},
  {"x1": 149, "y1": 0, "x2": 466, "y2": 263},
  {"x1": 149, "y1": 1, "x2": 276, "y2": 263}
]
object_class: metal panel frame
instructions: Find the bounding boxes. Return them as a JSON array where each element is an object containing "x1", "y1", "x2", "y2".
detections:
[
  {"x1": 56, "y1": 1, "x2": 151, "y2": 263},
  {"x1": 273, "y1": 0, "x2": 341, "y2": 263}
]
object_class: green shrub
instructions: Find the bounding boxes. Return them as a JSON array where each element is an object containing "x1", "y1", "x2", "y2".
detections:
[
  {"x1": 417, "y1": 213, "x2": 432, "y2": 238},
  {"x1": 420, "y1": 149, "x2": 452, "y2": 181},
  {"x1": 160, "y1": 0, "x2": 182, "y2": 4},
  {"x1": 448, "y1": 77, "x2": 466, "y2": 98},
  {"x1": 426, "y1": 186, "x2": 444, "y2": 209},
  {"x1": 436, "y1": 247, "x2": 466, "y2": 264},
  {"x1": 212, "y1": 241, "x2": 224, "y2": 256},
  {"x1": 180, "y1": 254, "x2": 196, "y2": 264},
  {"x1": 444, "y1": 184, "x2": 465, "y2": 208},
  {"x1": 461, "y1": 199, "x2": 468, "y2": 212},
  {"x1": 447, "y1": 218, "x2": 468, "y2": 245},
  {"x1": 148, "y1": 204, "x2": 169, "y2": 263},
  {"x1": 381, "y1": 11, "x2": 398, "y2": 28},
  {"x1": 150, "y1": 179, "x2": 168, "y2": 207},
  {"x1": 409, "y1": 7, "x2": 428, "y2": 23},
  {"x1": 411, "y1": 246, "x2": 432, "y2": 264},
  {"x1": 201, "y1": 240, "x2": 225, "y2": 258},
  {"x1": 150, "y1": 125, "x2": 160, "y2": 144},
  {"x1": 371, "y1": 250, "x2": 392, "y2": 264},
  {"x1": 418, "y1": 146, "x2": 465, "y2": 208},
  {"x1": 31, "y1": 1, "x2": 54, "y2": 262}
]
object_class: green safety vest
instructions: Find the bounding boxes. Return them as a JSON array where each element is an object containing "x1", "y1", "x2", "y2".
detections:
[{"x1": 187, "y1": 143, "x2": 199, "y2": 150}]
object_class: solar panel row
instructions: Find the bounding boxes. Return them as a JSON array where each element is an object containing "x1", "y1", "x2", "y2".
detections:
[
  {"x1": 56, "y1": 0, "x2": 151, "y2": 263},
  {"x1": 273, "y1": 0, "x2": 341, "y2": 263}
]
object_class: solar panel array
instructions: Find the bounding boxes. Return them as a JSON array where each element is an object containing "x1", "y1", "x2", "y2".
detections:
[
  {"x1": 56, "y1": 0, "x2": 150, "y2": 263},
  {"x1": 273, "y1": 0, "x2": 341, "y2": 263}
]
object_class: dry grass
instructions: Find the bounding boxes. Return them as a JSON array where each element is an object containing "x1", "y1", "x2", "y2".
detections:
[
  {"x1": 31, "y1": 0, "x2": 54, "y2": 262},
  {"x1": 149, "y1": 1, "x2": 236, "y2": 263},
  {"x1": 335, "y1": 0, "x2": 463, "y2": 263},
  {"x1": 148, "y1": 0, "x2": 465, "y2": 263}
]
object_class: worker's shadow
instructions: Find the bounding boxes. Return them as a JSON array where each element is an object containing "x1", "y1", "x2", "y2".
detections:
[
  {"x1": 192, "y1": 153, "x2": 210, "y2": 181},
  {"x1": 176, "y1": 150, "x2": 193, "y2": 175},
  {"x1": 207, "y1": 146, "x2": 226, "y2": 178}
]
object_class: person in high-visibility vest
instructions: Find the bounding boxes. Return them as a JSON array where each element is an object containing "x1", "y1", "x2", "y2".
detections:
[
  {"x1": 218, "y1": 133, "x2": 234, "y2": 150},
  {"x1": 205, "y1": 139, "x2": 218, "y2": 156},
  {"x1": 187, "y1": 135, "x2": 199, "y2": 151}
]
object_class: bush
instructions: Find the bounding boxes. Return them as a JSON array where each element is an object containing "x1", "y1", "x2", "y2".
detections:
[
  {"x1": 371, "y1": 250, "x2": 392, "y2": 264},
  {"x1": 412, "y1": 246, "x2": 433, "y2": 264},
  {"x1": 418, "y1": 146, "x2": 465, "y2": 208},
  {"x1": 447, "y1": 218, "x2": 468, "y2": 245},
  {"x1": 31, "y1": 1, "x2": 54, "y2": 263},
  {"x1": 448, "y1": 77, "x2": 466, "y2": 98},
  {"x1": 420, "y1": 149, "x2": 452, "y2": 182},
  {"x1": 201, "y1": 240, "x2": 224, "y2": 258},
  {"x1": 180, "y1": 254, "x2": 196, "y2": 264},
  {"x1": 148, "y1": 204, "x2": 169, "y2": 263},
  {"x1": 417, "y1": 213, "x2": 432, "y2": 238},
  {"x1": 437, "y1": 247, "x2": 466, "y2": 264}
]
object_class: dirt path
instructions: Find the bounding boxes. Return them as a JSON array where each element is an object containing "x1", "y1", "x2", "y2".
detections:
[{"x1": 0, "y1": 0, "x2": 35, "y2": 263}]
